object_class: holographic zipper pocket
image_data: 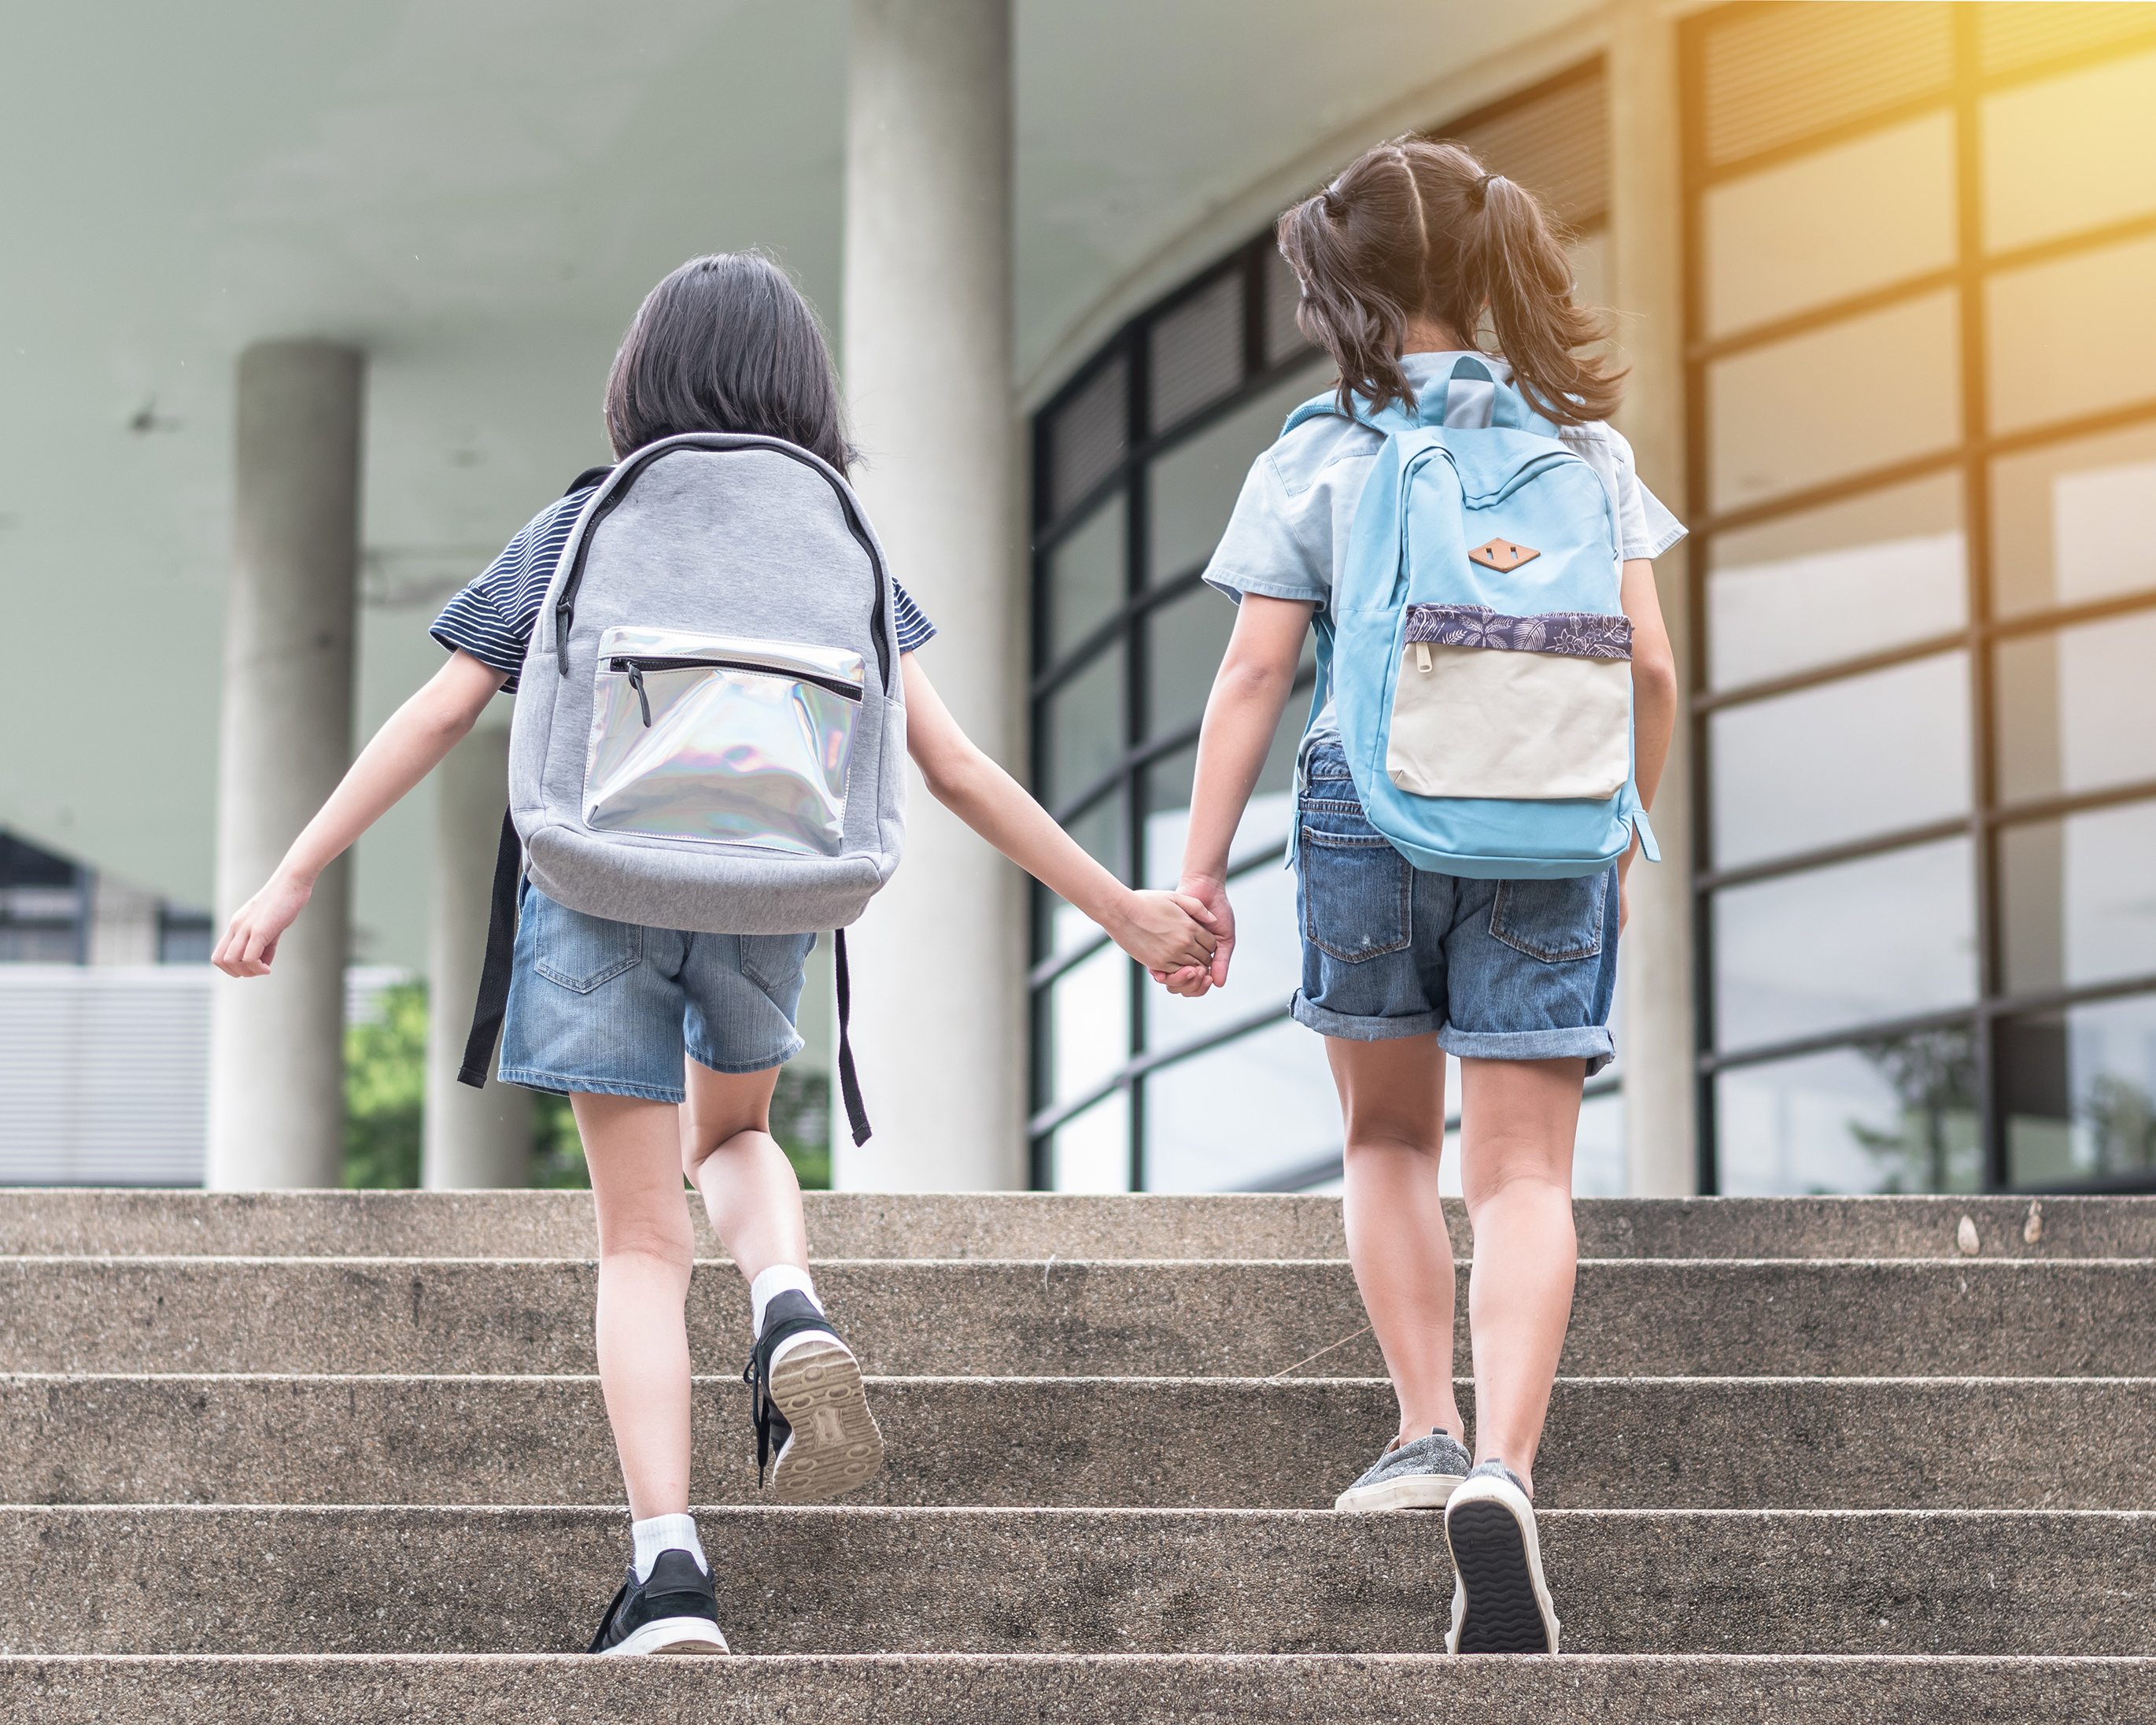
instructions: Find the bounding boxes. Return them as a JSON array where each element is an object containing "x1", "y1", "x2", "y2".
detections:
[{"x1": 583, "y1": 627, "x2": 866, "y2": 856}]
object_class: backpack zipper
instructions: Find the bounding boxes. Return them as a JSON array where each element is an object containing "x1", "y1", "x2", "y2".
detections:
[{"x1": 611, "y1": 655, "x2": 866, "y2": 728}]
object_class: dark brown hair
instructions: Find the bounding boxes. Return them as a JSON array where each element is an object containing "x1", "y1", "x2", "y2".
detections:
[
  {"x1": 1278, "y1": 136, "x2": 1621, "y2": 426},
  {"x1": 603, "y1": 252, "x2": 856, "y2": 471}
]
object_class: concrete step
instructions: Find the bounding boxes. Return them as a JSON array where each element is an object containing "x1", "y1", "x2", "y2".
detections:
[
  {"x1": 6, "y1": 1653, "x2": 2152, "y2": 1725},
  {"x1": 1, "y1": 1190, "x2": 2139, "y2": 1263},
  {"x1": 6, "y1": 1257, "x2": 2153, "y2": 1378},
  {"x1": 2, "y1": 1505, "x2": 2151, "y2": 1657},
  {"x1": 7, "y1": 1373, "x2": 2151, "y2": 1512}
]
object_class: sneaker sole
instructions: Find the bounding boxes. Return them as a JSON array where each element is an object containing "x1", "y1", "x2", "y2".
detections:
[
  {"x1": 1445, "y1": 1484, "x2": 1559, "y2": 1653},
  {"x1": 767, "y1": 1337, "x2": 884, "y2": 1504},
  {"x1": 1333, "y1": 1472, "x2": 1465, "y2": 1513},
  {"x1": 600, "y1": 1616, "x2": 730, "y2": 1657}
]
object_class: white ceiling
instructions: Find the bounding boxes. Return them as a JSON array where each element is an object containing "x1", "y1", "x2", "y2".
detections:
[{"x1": 0, "y1": 0, "x2": 1592, "y2": 965}]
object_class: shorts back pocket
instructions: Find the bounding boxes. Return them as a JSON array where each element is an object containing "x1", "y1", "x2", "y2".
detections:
[
  {"x1": 1300, "y1": 825, "x2": 1412, "y2": 963},
  {"x1": 1488, "y1": 874, "x2": 1608, "y2": 964},
  {"x1": 534, "y1": 904, "x2": 644, "y2": 993}
]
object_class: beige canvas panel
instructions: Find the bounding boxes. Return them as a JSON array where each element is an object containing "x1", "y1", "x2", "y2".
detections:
[{"x1": 1386, "y1": 643, "x2": 1631, "y2": 800}]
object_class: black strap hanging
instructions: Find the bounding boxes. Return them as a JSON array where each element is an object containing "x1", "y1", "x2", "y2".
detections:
[
  {"x1": 457, "y1": 808, "x2": 523, "y2": 1089},
  {"x1": 833, "y1": 927, "x2": 872, "y2": 1147}
]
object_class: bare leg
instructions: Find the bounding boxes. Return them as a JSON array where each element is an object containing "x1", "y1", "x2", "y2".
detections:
[
  {"x1": 1328, "y1": 1033, "x2": 1467, "y2": 1445},
  {"x1": 1456, "y1": 1056, "x2": 1584, "y2": 1499},
  {"x1": 680, "y1": 1059, "x2": 805, "y2": 1287},
  {"x1": 577, "y1": 1090, "x2": 697, "y2": 1520}
]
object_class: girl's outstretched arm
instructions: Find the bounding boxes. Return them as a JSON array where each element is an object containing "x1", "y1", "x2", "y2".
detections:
[
  {"x1": 1170, "y1": 594, "x2": 1316, "y2": 996},
  {"x1": 899, "y1": 652, "x2": 1217, "y2": 973},
  {"x1": 212, "y1": 648, "x2": 508, "y2": 977}
]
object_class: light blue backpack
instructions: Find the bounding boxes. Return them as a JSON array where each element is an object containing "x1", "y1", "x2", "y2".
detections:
[{"x1": 1287, "y1": 355, "x2": 1659, "y2": 881}]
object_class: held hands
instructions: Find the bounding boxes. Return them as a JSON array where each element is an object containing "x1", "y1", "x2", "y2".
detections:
[
  {"x1": 1105, "y1": 888, "x2": 1221, "y2": 974},
  {"x1": 210, "y1": 871, "x2": 314, "y2": 978},
  {"x1": 1150, "y1": 874, "x2": 1234, "y2": 998}
]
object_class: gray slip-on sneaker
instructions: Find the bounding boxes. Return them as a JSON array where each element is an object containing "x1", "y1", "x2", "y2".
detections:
[
  {"x1": 1333, "y1": 1427, "x2": 1473, "y2": 1513},
  {"x1": 1444, "y1": 1458, "x2": 1560, "y2": 1654}
]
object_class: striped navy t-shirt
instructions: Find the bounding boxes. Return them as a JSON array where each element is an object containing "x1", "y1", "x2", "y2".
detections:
[{"x1": 431, "y1": 482, "x2": 937, "y2": 693}]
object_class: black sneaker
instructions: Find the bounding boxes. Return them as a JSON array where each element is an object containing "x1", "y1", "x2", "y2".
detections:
[
  {"x1": 587, "y1": 1548, "x2": 729, "y2": 1656},
  {"x1": 1443, "y1": 1459, "x2": 1560, "y2": 1653},
  {"x1": 742, "y1": 1289, "x2": 885, "y2": 1504}
]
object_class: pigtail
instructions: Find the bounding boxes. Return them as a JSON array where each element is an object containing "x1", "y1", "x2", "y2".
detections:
[
  {"x1": 1461, "y1": 175, "x2": 1622, "y2": 426},
  {"x1": 1277, "y1": 151, "x2": 1426, "y2": 419},
  {"x1": 1275, "y1": 136, "x2": 1622, "y2": 430}
]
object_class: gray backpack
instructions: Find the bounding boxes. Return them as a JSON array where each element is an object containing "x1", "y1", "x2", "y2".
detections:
[{"x1": 460, "y1": 433, "x2": 906, "y2": 1142}]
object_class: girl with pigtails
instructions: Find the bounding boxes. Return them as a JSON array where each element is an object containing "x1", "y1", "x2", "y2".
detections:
[{"x1": 1158, "y1": 139, "x2": 1684, "y2": 1652}]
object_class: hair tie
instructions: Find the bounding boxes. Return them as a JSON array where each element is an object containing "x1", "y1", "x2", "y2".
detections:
[
  {"x1": 1477, "y1": 172, "x2": 1505, "y2": 202},
  {"x1": 1322, "y1": 179, "x2": 1346, "y2": 216}
]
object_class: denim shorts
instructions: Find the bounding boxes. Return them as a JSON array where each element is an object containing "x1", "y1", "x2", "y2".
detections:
[
  {"x1": 1291, "y1": 745, "x2": 1618, "y2": 1073},
  {"x1": 497, "y1": 886, "x2": 814, "y2": 1101}
]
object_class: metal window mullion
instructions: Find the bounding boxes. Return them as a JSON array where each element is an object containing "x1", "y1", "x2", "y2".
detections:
[
  {"x1": 1951, "y1": 2, "x2": 2006, "y2": 1192},
  {"x1": 1124, "y1": 320, "x2": 1152, "y2": 1195},
  {"x1": 1678, "y1": 9, "x2": 1720, "y2": 1193}
]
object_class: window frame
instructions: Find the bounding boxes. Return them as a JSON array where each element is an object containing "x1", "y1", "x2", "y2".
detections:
[{"x1": 1681, "y1": 2, "x2": 2156, "y2": 1193}]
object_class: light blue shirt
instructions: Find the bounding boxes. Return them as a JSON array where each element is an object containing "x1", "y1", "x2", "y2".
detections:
[{"x1": 1202, "y1": 350, "x2": 1686, "y2": 761}]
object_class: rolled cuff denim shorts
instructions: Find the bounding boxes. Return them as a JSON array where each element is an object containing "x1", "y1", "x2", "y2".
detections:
[
  {"x1": 498, "y1": 885, "x2": 814, "y2": 1101},
  {"x1": 1291, "y1": 745, "x2": 1618, "y2": 1074}
]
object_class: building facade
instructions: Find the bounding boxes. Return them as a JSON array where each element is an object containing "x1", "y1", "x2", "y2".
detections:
[{"x1": 1020, "y1": 2, "x2": 2156, "y2": 1198}]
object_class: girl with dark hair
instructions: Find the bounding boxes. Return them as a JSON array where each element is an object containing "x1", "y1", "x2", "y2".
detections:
[
  {"x1": 213, "y1": 252, "x2": 1217, "y2": 1655},
  {"x1": 1157, "y1": 139, "x2": 1684, "y2": 1652}
]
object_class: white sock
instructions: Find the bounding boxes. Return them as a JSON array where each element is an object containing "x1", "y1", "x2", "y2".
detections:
[
  {"x1": 630, "y1": 1512, "x2": 707, "y2": 1583},
  {"x1": 749, "y1": 1264, "x2": 821, "y2": 1339}
]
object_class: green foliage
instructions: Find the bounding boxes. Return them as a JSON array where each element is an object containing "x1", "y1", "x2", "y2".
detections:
[
  {"x1": 525, "y1": 1066, "x2": 833, "y2": 1191},
  {"x1": 339, "y1": 975, "x2": 832, "y2": 1193},
  {"x1": 530, "y1": 1092, "x2": 590, "y2": 1188},
  {"x1": 342, "y1": 980, "x2": 428, "y2": 1190}
]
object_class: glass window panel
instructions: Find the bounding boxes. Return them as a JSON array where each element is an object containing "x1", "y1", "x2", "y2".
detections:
[
  {"x1": 1044, "y1": 940, "x2": 1129, "y2": 1106},
  {"x1": 1575, "y1": 1088, "x2": 1626, "y2": 1199},
  {"x1": 1991, "y1": 423, "x2": 2156, "y2": 617},
  {"x1": 2001, "y1": 800, "x2": 2156, "y2": 995},
  {"x1": 1709, "y1": 652, "x2": 1970, "y2": 869},
  {"x1": 1050, "y1": 359, "x2": 1127, "y2": 520},
  {"x1": 1704, "y1": 111, "x2": 1955, "y2": 338},
  {"x1": 1039, "y1": 793, "x2": 1124, "y2": 960},
  {"x1": 1148, "y1": 361, "x2": 1331, "y2": 585},
  {"x1": 1717, "y1": 1030, "x2": 1981, "y2": 1196},
  {"x1": 1707, "y1": 291, "x2": 1960, "y2": 512},
  {"x1": 1995, "y1": 611, "x2": 2156, "y2": 804},
  {"x1": 1264, "y1": 245, "x2": 1312, "y2": 366},
  {"x1": 1988, "y1": 235, "x2": 2156, "y2": 434},
  {"x1": 1047, "y1": 495, "x2": 1125, "y2": 662},
  {"x1": 1143, "y1": 1018, "x2": 1340, "y2": 1192},
  {"x1": 1047, "y1": 1092, "x2": 1131, "y2": 1193},
  {"x1": 1150, "y1": 271, "x2": 1244, "y2": 434},
  {"x1": 1707, "y1": 473, "x2": 1966, "y2": 689},
  {"x1": 1040, "y1": 644, "x2": 1124, "y2": 807},
  {"x1": 1713, "y1": 838, "x2": 1977, "y2": 1051},
  {"x1": 1984, "y1": 48, "x2": 2156, "y2": 253},
  {"x1": 2004, "y1": 992, "x2": 2156, "y2": 1187},
  {"x1": 1145, "y1": 583, "x2": 1236, "y2": 741}
]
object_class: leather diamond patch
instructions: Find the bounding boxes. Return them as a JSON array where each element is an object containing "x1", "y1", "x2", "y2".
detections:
[{"x1": 1467, "y1": 537, "x2": 1541, "y2": 572}]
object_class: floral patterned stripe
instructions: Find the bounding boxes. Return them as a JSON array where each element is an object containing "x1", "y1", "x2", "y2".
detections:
[{"x1": 1404, "y1": 603, "x2": 1633, "y2": 661}]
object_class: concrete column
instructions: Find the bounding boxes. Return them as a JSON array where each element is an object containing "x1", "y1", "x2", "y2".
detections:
[
  {"x1": 206, "y1": 341, "x2": 364, "y2": 1191},
  {"x1": 837, "y1": 0, "x2": 1024, "y2": 1191},
  {"x1": 422, "y1": 724, "x2": 530, "y2": 1189},
  {"x1": 1608, "y1": 1, "x2": 1700, "y2": 1196}
]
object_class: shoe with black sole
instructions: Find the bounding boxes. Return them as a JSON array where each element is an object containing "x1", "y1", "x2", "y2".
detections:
[
  {"x1": 1443, "y1": 1458, "x2": 1560, "y2": 1653},
  {"x1": 587, "y1": 1548, "x2": 730, "y2": 1656},
  {"x1": 743, "y1": 1288, "x2": 885, "y2": 1504},
  {"x1": 1334, "y1": 1427, "x2": 1472, "y2": 1513}
]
